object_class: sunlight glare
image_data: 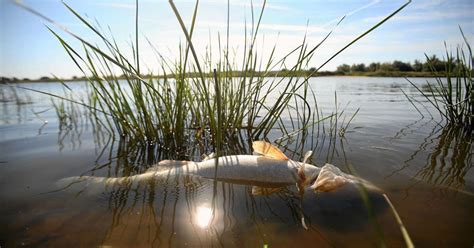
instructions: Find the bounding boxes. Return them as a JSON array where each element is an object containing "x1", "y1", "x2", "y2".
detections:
[{"x1": 195, "y1": 206, "x2": 212, "y2": 228}]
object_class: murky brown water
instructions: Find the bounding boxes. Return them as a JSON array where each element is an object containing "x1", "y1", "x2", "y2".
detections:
[{"x1": 1, "y1": 77, "x2": 473, "y2": 247}]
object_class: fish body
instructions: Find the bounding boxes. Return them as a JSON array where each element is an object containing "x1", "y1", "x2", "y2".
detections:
[
  {"x1": 58, "y1": 154, "x2": 321, "y2": 189},
  {"x1": 58, "y1": 141, "x2": 380, "y2": 194},
  {"x1": 157, "y1": 155, "x2": 321, "y2": 185}
]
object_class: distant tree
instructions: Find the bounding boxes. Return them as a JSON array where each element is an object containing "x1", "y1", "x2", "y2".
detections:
[
  {"x1": 0, "y1": 77, "x2": 11, "y2": 83},
  {"x1": 72, "y1": 76, "x2": 78, "y2": 80},
  {"x1": 392, "y1": 60, "x2": 413, "y2": 71},
  {"x1": 23, "y1": 78, "x2": 30, "y2": 81},
  {"x1": 379, "y1": 62, "x2": 394, "y2": 71},
  {"x1": 423, "y1": 55, "x2": 445, "y2": 72},
  {"x1": 452, "y1": 57, "x2": 471, "y2": 72},
  {"x1": 12, "y1": 77, "x2": 19, "y2": 82},
  {"x1": 308, "y1": 67, "x2": 317, "y2": 73},
  {"x1": 368, "y1": 62, "x2": 380, "y2": 72},
  {"x1": 413, "y1": 59, "x2": 423, "y2": 72},
  {"x1": 39, "y1": 76, "x2": 50, "y2": 81},
  {"x1": 336, "y1": 64, "x2": 351, "y2": 74},
  {"x1": 444, "y1": 56, "x2": 458, "y2": 72},
  {"x1": 333, "y1": 57, "x2": 459, "y2": 74},
  {"x1": 350, "y1": 63, "x2": 367, "y2": 72}
]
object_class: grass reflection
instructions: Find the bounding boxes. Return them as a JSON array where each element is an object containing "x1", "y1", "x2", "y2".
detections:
[
  {"x1": 414, "y1": 125, "x2": 472, "y2": 189},
  {"x1": 393, "y1": 121, "x2": 473, "y2": 192},
  {"x1": 54, "y1": 133, "x2": 391, "y2": 247}
]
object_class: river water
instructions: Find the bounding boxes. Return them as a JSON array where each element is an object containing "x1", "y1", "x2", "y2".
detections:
[{"x1": 0, "y1": 77, "x2": 472, "y2": 247}]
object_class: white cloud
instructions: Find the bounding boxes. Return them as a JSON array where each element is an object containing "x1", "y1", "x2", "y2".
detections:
[
  {"x1": 199, "y1": 0, "x2": 291, "y2": 12},
  {"x1": 196, "y1": 21, "x2": 327, "y2": 34},
  {"x1": 364, "y1": 9, "x2": 473, "y2": 23},
  {"x1": 319, "y1": 0, "x2": 381, "y2": 29}
]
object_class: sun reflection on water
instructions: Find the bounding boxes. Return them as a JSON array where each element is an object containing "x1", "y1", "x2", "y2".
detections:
[{"x1": 195, "y1": 206, "x2": 213, "y2": 228}]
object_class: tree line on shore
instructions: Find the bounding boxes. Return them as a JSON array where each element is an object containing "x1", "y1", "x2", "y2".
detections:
[
  {"x1": 335, "y1": 54, "x2": 464, "y2": 74},
  {"x1": 1, "y1": 54, "x2": 470, "y2": 83}
]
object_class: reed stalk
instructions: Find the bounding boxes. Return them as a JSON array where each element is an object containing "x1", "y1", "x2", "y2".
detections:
[
  {"x1": 407, "y1": 27, "x2": 473, "y2": 133},
  {"x1": 14, "y1": 0, "x2": 411, "y2": 156}
]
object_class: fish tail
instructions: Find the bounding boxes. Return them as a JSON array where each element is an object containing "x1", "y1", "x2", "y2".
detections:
[
  {"x1": 56, "y1": 176, "x2": 105, "y2": 189},
  {"x1": 56, "y1": 161, "x2": 192, "y2": 190},
  {"x1": 57, "y1": 172, "x2": 156, "y2": 189}
]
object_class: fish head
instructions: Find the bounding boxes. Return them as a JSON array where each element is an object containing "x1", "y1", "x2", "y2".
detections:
[
  {"x1": 309, "y1": 163, "x2": 348, "y2": 192},
  {"x1": 295, "y1": 162, "x2": 320, "y2": 196}
]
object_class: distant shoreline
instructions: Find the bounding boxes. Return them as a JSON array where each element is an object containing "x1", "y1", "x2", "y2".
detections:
[{"x1": 1, "y1": 71, "x2": 448, "y2": 84}]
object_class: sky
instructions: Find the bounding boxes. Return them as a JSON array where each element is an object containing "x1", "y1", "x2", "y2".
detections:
[{"x1": 0, "y1": 0, "x2": 473, "y2": 79}]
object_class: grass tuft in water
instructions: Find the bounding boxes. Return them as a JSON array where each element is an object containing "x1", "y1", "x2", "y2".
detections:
[
  {"x1": 407, "y1": 27, "x2": 473, "y2": 133},
  {"x1": 14, "y1": 0, "x2": 411, "y2": 158}
]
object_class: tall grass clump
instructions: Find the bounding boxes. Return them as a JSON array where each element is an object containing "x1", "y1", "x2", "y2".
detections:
[
  {"x1": 15, "y1": 0, "x2": 411, "y2": 157},
  {"x1": 407, "y1": 28, "x2": 473, "y2": 133}
]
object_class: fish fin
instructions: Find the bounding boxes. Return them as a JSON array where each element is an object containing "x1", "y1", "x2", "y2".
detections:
[
  {"x1": 298, "y1": 166, "x2": 306, "y2": 182},
  {"x1": 296, "y1": 166, "x2": 307, "y2": 196},
  {"x1": 302, "y1": 150, "x2": 313, "y2": 164},
  {"x1": 296, "y1": 150, "x2": 313, "y2": 191},
  {"x1": 301, "y1": 216, "x2": 308, "y2": 230},
  {"x1": 251, "y1": 186, "x2": 284, "y2": 196},
  {"x1": 252, "y1": 141, "x2": 289, "y2": 160}
]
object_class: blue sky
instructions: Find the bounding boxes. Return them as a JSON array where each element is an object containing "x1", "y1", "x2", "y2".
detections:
[{"x1": 1, "y1": 0, "x2": 473, "y2": 79}]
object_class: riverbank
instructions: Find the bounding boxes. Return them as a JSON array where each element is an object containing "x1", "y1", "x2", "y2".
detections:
[{"x1": 1, "y1": 71, "x2": 450, "y2": 84}]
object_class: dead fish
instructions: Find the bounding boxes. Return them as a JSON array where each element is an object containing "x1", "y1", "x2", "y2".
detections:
[
  {"x1": 311, "y1": 163, "x2": 379, "y2": 192},
  {"x1": 58, "y1": 141, "x2": 380, "y2": 195}
]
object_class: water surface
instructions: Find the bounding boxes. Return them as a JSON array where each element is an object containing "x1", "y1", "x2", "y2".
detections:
[{"x1": 1, "y1": 77, "x2": 472, "y2": 247}]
